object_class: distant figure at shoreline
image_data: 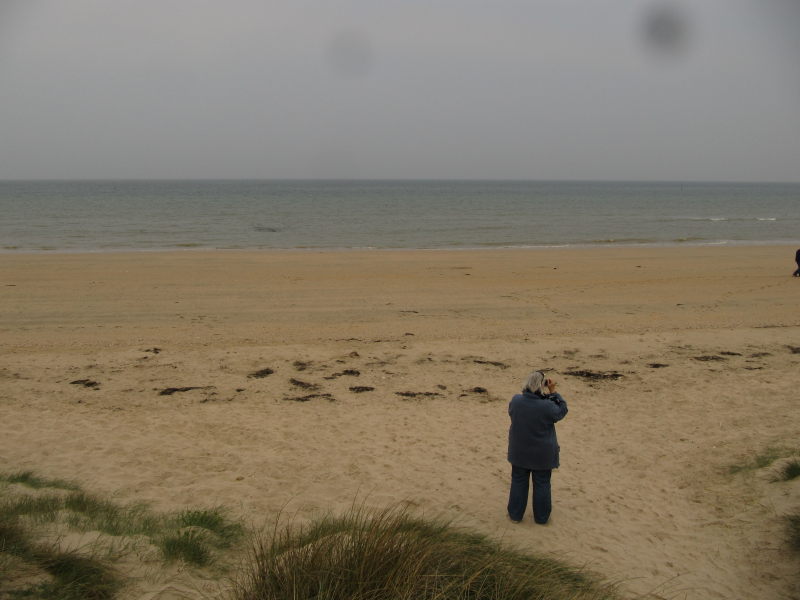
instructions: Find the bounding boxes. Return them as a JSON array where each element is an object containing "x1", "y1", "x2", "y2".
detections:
[
  {"x1": 794, "y1": 248, "x2": 800, "y2": 277},
  {"x1": 506, "y1": 370, "x2": 568, "y2": 525}
]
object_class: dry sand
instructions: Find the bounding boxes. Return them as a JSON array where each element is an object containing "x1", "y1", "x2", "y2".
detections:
[{"x1": 1, "y1": 245, "x2": 798, "y2": 599}]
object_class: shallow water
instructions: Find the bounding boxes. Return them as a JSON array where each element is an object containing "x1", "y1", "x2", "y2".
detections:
[{"x1": 1, "y1": 179, "x2": 797, "y2": 252}]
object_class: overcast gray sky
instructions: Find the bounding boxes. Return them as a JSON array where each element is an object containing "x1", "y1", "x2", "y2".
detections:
[{"x1": 0, "y1": 0, "x2": 798, "y2": 181}]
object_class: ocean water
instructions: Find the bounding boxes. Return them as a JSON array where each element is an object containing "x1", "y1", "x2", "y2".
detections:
[{"x1": 0, "y1": 180, "x2": 797, "y2": 252}]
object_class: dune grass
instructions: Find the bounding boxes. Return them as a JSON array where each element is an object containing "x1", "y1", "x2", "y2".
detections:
[
  {"x1": 0, "y1": 509, "x2": 118, "y2": 600},
  {"x1": 727, "y1": 446, "x2": 799, "y2": 476},
  {"x1": 727, "y1": 446, "x2": 786, "y2": 474},
  {"x1": 232, "y1": 505, "x2": 619, "y2": 600},
  {"x1": 3, "y1": 493, "x2": 65, "y2": 523},
  {"x1": 3, "y1": 474, "x2": 669, "y2": 600},
  {"x1": 156, "y1": 508, "x2": 244, "y2": 566},
  {"x1": 30, "y1": 549, "x2": 120, "y2": 600},
  {"x1": 788, "y1": 512, "x2": 800, "y2": 552},
  {"x1": 1, "y1": 470, "x2": 80, "y2": 492},
  {"x1": 158, "y1": 529, "x2": 212, "y2": 566},
  {"x1": 0, "y1": 511, "x2": 32, "y2": 556},
  {"x1": 0, "y1": 471, "x2": 245, "y2": 598},
  {"x1": 64, "y1": 491, "x2": 163, "y2": 537},
  {"x1": 174, "y1": 507, "x2": 244, "y2": 548},
  {"x1": 724, "y1": 450, "x2": 800, "y2": 561}
]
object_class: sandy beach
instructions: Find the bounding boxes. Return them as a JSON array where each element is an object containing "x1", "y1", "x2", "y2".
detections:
[{"x1": 1, "y1": 245, "x2": 798, "y2": 599}]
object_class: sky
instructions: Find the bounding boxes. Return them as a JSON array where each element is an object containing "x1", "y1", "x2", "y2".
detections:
[{"x1": 0, "y1": 0, "x2": 798, "y2": 181}]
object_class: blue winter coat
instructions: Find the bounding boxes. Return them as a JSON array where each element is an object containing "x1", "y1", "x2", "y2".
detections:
[{"x1": 507, "y1": 391, "x2": 568, "y2": 470}]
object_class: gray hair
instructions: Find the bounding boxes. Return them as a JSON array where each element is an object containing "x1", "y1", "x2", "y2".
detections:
[{"x1": 523, "y1": 370, "x2": 547, "y2": 395}]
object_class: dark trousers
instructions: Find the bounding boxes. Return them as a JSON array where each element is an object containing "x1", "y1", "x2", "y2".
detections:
[{"x1": 507, "y1": 465, "x2": 552, "y2": 524}]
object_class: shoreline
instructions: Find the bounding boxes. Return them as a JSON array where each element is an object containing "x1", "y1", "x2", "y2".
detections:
[{"x1": 1, "y1": 238, "x2": 797, "y2": 256}]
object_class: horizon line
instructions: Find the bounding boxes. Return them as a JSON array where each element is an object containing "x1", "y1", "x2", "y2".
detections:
[{"x1": 1, "y1": 177, "x2": 799, "y2": 185}]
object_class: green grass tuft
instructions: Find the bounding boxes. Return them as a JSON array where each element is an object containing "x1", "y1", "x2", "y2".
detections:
[
  {"x1": 31, "y1": 549, "x2": 118, "y2": 600},
  {"x1": 177, "y1": 508, "x2": 226, "y2": 531},
  {"x1": 0, "y1": 511, "x2": 119, "y2": 599},
  {"x1": 728, "y1": 446, "x2": 795, "y2": 475},
  {"x1": 2, "y1": 471, "x2": 79, "y2": 491},
  {"x1": 0, "y1": 513, "x2": 32, "y2": 557},
  {"x1": 1, "y1": 494, "x2": 64, "y2": 524},
  {"x1": 788, "y1": 513, "x2": 800, "y2": 552},
  {"x1": 64, "y1": 492, "x2": 162, "y2": 537},
  {"x1": 158, "y1": 530, "x2": 212, "y2": 566},
  {"x1": 175, "y1": 508, "x2": 243, "y2": 548},
  {"x1": 233, "y1": 505, "x2": 618, "y2": 600},
  {"x1": 777, "y1": 459, "x2": 800, "y2": 482}
]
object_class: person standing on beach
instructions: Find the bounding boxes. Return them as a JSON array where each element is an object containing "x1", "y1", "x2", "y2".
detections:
[
  {"x1": 507, "y1": 370, "x2": 568, "y2": 525},
  {"x1": 793, "y1": 248, "x2": 800, "y2": 277}
]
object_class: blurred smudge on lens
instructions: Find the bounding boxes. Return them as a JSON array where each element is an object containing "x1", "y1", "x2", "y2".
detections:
[
  {"x1": 641, "y1": 3, "x2": 691, "y2": 59},
  {"x1": 325, "y1": 29, "x2": 374, "y2": 78}
]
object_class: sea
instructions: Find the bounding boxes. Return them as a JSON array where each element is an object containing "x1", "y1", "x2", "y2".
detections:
[{"x1": 0, "y1": 179, "x2": 797, "y2": 253}]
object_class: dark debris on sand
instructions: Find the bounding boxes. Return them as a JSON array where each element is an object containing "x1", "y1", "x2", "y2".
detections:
[
  {"x1": 247, "y1": 368, "x2": 274, "y2": 379},
  {"x1": 350, "y1": 386, "x2": 375, "y2": 393},
  {"x1": 459, "y1": 387, "x2": 490, "y2": 398},
  {"x1": 563, "y1": 370, "x2": 624, "y2": 381},
  {"x1": 70, "y1": 379, "x2": 100, "y2": 389},
  {"x1": 159, "y1": 386, "x2": 213, "y2": 396},
  {"x1": 290, "y1": 378, "x2": 319, "y2": 390},
  {"x1": 395, "y1": 391, "x2": 442, "y2": 398},
  {"x1": 470, "y1": 359, "x2": 509, "y2": 369},
  {"x1": 693, "y1": 355, "x2": 727, "y2": 362},
  {"x1": 325, "y1": 369, "x2": 360, "y2": 380},
  {"x1": 284, "y1": 393, "x2": 335, "y2": 402}
]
